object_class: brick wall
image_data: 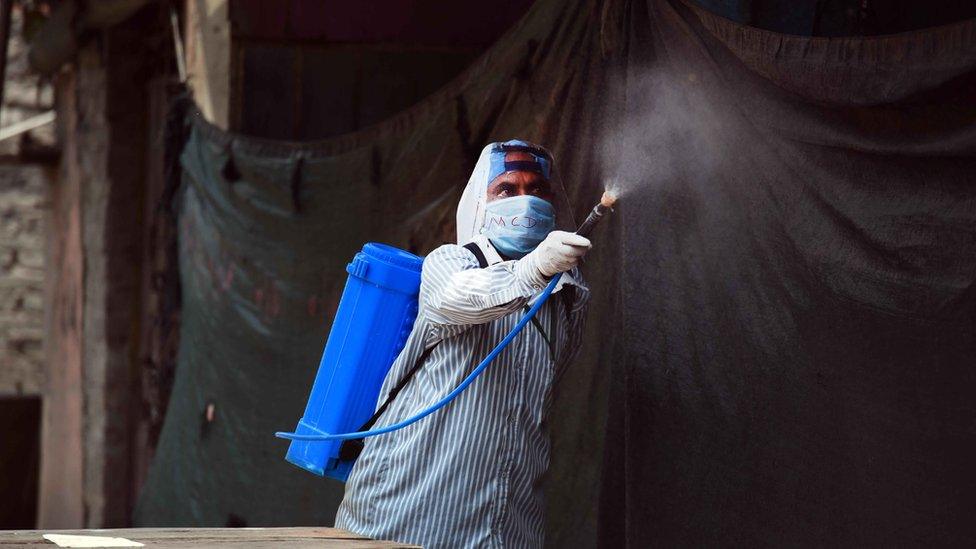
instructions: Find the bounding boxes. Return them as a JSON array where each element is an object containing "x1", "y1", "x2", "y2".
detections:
[
  {"x1": 0, "y1": 5, "x2": 56, "y2": 397},
  {"x1": 0, "y1": 165, "x2": 48, "y2": 395}
]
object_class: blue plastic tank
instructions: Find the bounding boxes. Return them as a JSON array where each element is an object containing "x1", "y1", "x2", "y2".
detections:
[{"x1": 285, "y1": 242, "x2": 423, "y2": 481}]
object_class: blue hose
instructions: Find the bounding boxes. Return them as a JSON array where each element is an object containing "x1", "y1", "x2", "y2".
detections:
[{"x1": 274, "y1": 272, "x2": 562, "y2": 442}]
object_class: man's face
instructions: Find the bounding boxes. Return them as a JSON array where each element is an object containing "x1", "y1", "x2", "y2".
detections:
[{"x1": 485, "y1": 151, "x2": 554, "y2": 203}]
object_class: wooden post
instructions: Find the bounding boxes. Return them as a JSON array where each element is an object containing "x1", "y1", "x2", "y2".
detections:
[
  {"x1": 184, "y1": 0, "x2": 230, "y2": 128},
  {"x1": 38, "y1": 69, "x2": 86, "y2": 529}
]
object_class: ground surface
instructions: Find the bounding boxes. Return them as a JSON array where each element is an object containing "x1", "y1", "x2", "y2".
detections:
[{"x1": 0, "y1": 527, "x2": 418, "y2": 548}]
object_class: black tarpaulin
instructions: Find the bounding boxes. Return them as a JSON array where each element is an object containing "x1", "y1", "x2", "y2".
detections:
[
  {"x1": 601, "y1": 1, "x2": 976, "y2": 546},
  {"x1": 135, "y1": 0, "x2": 976, "y2": 546}
]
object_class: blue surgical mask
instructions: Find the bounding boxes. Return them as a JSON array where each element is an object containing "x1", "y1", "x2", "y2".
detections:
[{"x1": 482, "y1": 195, "x2": 555, "y2": 259}]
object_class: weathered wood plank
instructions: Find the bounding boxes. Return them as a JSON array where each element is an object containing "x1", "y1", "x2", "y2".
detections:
[
  {"x1": 0, "y1": 527, "x2": 420, "y2": 548},
  {"x1": 37, "y1": 72, "x2": 85, "y2": 529}
]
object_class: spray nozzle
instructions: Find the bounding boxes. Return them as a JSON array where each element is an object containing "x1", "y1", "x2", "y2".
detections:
[{"x1": 575, "y1": 190, "x2": 618, "y2": 238}]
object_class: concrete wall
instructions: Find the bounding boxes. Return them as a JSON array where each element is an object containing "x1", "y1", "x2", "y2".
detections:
[
  {"x1": 0, "y1": 5, "x2": 60, "y2": 530},
  {"x1": 0, "y1": 165, "x2": 49, "y2": 396},
  {"x1": 0, "y1": 4, "x2": 57, "y2": 398}
]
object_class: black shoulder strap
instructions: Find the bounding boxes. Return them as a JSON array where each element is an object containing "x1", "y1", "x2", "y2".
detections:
[
  {"x1": 560, "y1": 285, "x2": 576, "y2": 322},
  {"x1": 463, "y1": 241, "x2": 489, "y2": 268},
  {"x1": 339, "y1": 342, "x2": 439, "y2": 461}
]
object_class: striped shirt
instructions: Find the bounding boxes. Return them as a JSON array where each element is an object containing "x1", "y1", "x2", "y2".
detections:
[{"x1": 334, "y1": 235, "x2": 589, "y2": 548}]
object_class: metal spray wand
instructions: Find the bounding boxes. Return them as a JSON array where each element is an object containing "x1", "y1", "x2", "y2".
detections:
[{"x1": 576, "y1": 191, "x2": 617, "y2": 237}]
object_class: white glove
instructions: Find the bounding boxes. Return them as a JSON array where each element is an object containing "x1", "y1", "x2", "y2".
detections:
[{"x1": 523, "y1": 230, "x2": 592, "y2": 278}]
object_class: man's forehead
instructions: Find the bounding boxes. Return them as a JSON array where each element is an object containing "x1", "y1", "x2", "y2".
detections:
[
  {"x1": 505, "y1": 151, "x2": 535, "y2": 162},
  {"x1": 488, "y1": 169, "x2": 548, "y2": 186}
]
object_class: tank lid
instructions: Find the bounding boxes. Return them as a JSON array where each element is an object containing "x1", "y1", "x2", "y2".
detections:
[{"x1": 361, "y1": 242, "x2": 423, "y2": 272}]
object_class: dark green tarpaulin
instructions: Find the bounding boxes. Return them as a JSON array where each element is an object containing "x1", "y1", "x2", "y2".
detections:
[
  {"x1": 136, "y1": 0, "x2": 976, "y2": 546},
  {"x1": 136, "y1": 0, "x2": 615, "y2": 543}
]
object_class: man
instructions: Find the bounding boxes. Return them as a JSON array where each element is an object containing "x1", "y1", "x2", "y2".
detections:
[{"x1": 335, "y1": 140, "x2": 591, "y2": 548}]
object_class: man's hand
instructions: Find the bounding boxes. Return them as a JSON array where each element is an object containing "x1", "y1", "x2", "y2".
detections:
[{"x1": 523, "y1": 230, "x2": 592, "y2": 278}]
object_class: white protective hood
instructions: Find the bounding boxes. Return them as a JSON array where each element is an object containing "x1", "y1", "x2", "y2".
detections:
[{"x1": 455, "y1": 141, "x2": 576, "y2": 245}]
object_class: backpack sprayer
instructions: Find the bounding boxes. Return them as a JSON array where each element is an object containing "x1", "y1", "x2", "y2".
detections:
[{"x1": 276, "y1": 191, "x2": 617, "y2": 481}]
